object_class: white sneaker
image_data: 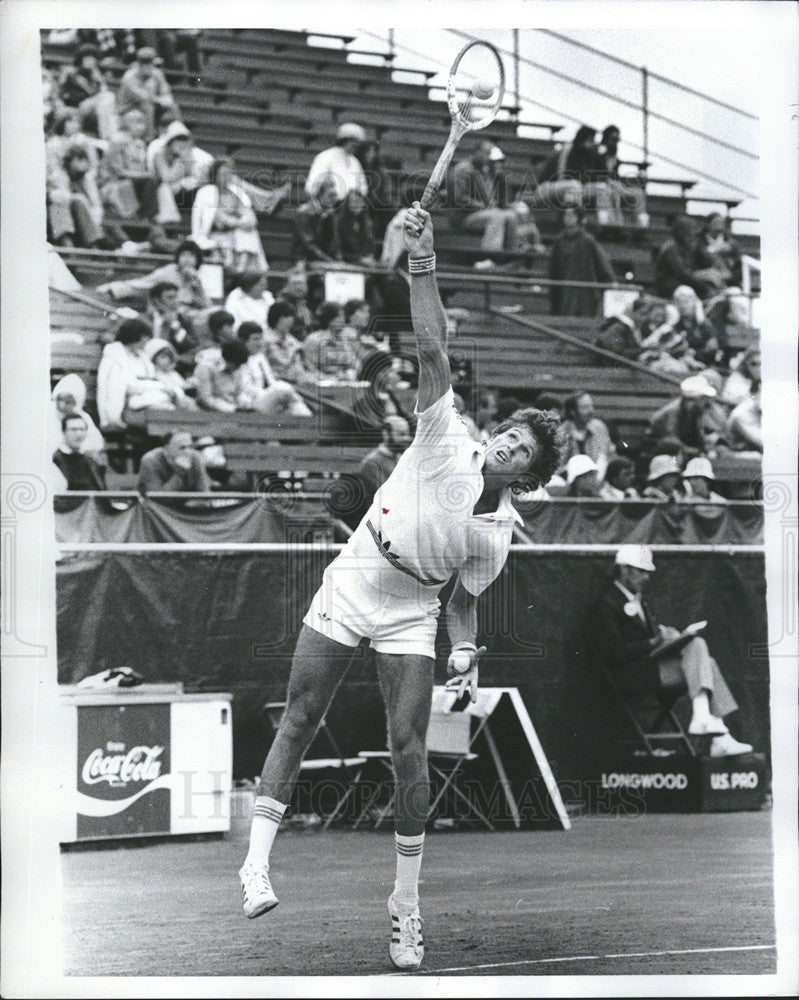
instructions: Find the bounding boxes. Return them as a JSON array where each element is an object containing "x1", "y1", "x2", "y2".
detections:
[
  {"x1": 388, "y1": 893, "x2": 424, "y2": 971},
  {"x1": 239, "y1": 861, "x2": 279, "y2": 918},
  {"x1": 688, "y1": 715, "x2": 728, "y2": 736},
  {"x1": 710, "y1": 733, "x2": 753, "y2": 757}
]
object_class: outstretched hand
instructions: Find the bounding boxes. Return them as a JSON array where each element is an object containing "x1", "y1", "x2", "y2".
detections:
[{"x1": 403, "y1": 201, "x2": 435, "y2": 257}]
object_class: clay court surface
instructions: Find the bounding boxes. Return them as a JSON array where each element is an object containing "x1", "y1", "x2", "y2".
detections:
[{"x1": 62, "y1": 808, "x2": 775, "y2": 979}]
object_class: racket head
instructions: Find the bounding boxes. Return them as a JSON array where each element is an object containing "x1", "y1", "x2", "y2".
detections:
[{"x1": 446, "y1": 40, "x2": 506, "y2": 132}]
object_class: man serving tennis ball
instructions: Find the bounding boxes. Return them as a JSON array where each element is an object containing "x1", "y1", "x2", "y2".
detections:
[{"x1": 238, "y1": 202, "x2": 562, "y2": 971}]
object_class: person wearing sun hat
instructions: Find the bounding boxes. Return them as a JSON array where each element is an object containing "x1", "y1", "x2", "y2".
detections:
[
  {"x1": 305, "y1": 121, "x2": 368, "y2": 202},
  {"x1": 590, "y1": 545, "x2": 753, "y2": 757},
  {"x1": 682, "y1": 456, "x2": 726, "y2": 504},
  {"x1": 642, "y1": 453, "x2": 684, "y2": 501},
  {"x1": 646, "y1": 373, "x2": 718, "y2": 455}
]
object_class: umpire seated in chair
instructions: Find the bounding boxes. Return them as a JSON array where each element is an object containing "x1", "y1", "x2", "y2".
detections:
[{"x1": 590, "y1": 545, "x2": 752, "y2": 758}]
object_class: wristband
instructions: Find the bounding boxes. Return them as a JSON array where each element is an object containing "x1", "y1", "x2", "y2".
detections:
[{"x1": 408, "y1": 253, "x2": 436, "y2": 274}]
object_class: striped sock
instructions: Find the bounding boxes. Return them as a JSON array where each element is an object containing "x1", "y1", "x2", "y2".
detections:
[
  {"x1": 246, "y1": 796, "x2": 287, "y2": 866},
  {"x1": 394, "y1": 832, "x2": 425, "y2": 906}
]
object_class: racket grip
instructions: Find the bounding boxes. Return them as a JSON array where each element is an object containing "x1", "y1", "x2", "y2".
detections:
[{"x1": 419, "y1": 133, "x2": 460, "y2": 211}]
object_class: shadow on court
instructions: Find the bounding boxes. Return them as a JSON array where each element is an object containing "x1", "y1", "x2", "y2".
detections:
[{"x1": 61, "y1": 809, "x2": 775, "y2": 978}]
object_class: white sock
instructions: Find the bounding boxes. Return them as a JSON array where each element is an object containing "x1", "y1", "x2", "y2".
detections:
[
  {"x1": 394, "y1": 833, "x2": 425, "y2": 907},
  {"x1": 246, "y1": 796, "x2": 287, "y2": 867},
  {"x1": 691, "y1": 691, "x2": 711, "y2": 722}
]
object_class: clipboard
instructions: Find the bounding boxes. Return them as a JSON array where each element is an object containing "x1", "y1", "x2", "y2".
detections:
[{"x1": 651, "y1": 620, "x2": 707, "y2": 659}]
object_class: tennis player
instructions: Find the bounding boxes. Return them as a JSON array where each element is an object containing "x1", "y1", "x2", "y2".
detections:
[{"x1": 239, "y1": 202, "x2": 562, "y2": 971}]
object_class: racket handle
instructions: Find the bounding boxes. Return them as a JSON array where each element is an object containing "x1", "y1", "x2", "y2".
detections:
[{"x1": 419, "y1": 128, "x2": 463, "y2": 212}]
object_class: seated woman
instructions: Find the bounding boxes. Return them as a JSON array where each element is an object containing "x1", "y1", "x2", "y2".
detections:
[
  {"x1": 144, "y1": 339, "x2": 198, "y2": 410},
  {"x1": 595, "y1": 294, "x2": 669, "y2": 365},
  {"x1": 49, "y1": 373, "x2": 106, "y2": 459},
  {"x1": 693, "y1": 212, "x2": 742, "y2": 289},
  {"x1": 263, "y1": 302, "x2": 309, "y2": 385},
  {"x1": 664, "y1": 286, "x2": 720, "y2": 367},
  {"x1": 98, "y1": 240, "x2": 210, "y2": 319},
  {"x1": 96, "y1": 317, "x2": 174, "y2": 432},
  {"x1": 225, "y1": 270, "x2": 276, "y2": 332},
  {"x1": 333, "y1": 189, "x2": 376, "y2": 265},
  {"x1": 191, "y1": 157, "x2": 267, "y2": 273},
  {"x1": 235, "y1": 322, "x2": 312, "y2": 418}
]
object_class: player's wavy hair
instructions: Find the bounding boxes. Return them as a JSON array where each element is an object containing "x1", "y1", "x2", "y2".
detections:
[{"x1": 490, "y1": 407, "x2": 565, "y2": 493}]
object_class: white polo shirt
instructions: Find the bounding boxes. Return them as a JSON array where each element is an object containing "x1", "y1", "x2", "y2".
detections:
[{"x1": 339, "y1": 388, "x2": 523, "y2": 600}]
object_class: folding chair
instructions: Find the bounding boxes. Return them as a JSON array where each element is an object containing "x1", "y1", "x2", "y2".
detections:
[
  {"x1": 598, "y1": 666, "x2": 696, "y2": 757},
  {"x1": 261, "y1": 701, "x2": 367, "y2": 830}
]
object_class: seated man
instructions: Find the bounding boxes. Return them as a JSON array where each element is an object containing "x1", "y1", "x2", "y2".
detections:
[
  {"x1": 642, "y1": 454, "x2": 684, "y2": 501},
  {"x1": 449, "y1": 140, "x2": 523, "y2": 261},
  {"x1": 590, "y1": 545, "x2": 752, "y2": 757},
  {"x1": 682, "y1": 456, "x2": 726, "y2": 503},
  {"x1": 137, "y1": 431, "x2": 210, "y2": 494},
  {"x1": 357, "y1": 414, "x2": 412, "y2": 505},
  {"x1": 52, "y1": 414, "x2": 108, "y2": 491},
  {"x1": 236, "y1": 322, "x2": 311, "y2": 418}
]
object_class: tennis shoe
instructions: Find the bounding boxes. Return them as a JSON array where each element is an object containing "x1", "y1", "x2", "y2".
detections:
[
  {"x1": 710, "y1": 733, "x2": 753, "y2": 757},
  {"x1": 388, "y1": 893, "x2": 424, "y2": 970},
  {"x1": 688, "y1": 715, "x2": 728, "y2": 736},
  {"x1": 239, "y1": 861, "x2": 279, "y2": 918}
]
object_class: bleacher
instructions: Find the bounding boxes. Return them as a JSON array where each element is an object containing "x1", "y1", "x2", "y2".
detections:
[{"x1": 43, "y1": 28, "x2": 761, "y2": 488}]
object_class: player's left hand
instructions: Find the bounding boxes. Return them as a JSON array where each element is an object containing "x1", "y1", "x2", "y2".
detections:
[{"x1": 446, "y1": 644, "x2": 486, "y2": 703}]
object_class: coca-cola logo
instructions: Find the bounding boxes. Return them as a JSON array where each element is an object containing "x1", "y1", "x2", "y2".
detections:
[{"x1": 82, "y1": 743, "x2": 164, "y2": 788}]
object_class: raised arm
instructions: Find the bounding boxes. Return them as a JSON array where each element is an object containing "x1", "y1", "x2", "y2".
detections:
[{"x1": 403, "y1": 202, "x2": 452, "y2": 411}]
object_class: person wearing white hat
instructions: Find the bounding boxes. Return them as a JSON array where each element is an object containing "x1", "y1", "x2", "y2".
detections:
[
  {"x1": 565, "y1": 454, "x2": 601, "y2": 497},
  {"x1": 682, "y1": 456, "x2": 726, "y2": 504},
  {"x1": 642, "y1": 454, "x2": 684, "y2": 501},
  {"x1": 305, "y1": 122, "x2": 368, "y2": 202},
  {"x1": 646, "y1": 374, "x2": 720, "y2": 455},
  {"x1": 590, "y1": 545, "x2": 753, "y2": 757}
]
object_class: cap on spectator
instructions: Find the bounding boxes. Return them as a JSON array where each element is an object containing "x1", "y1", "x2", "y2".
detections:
[
  {"x1": 136, "y1": 46, "x2": 157, "y2": 63},
  {"x1": 647, "y1": 454, "x2": 681, "y2": 481},
  {"x1": 489, "y1": 145, "x2": 505, "y2": 162},
  {"x1": 615, "y1": 545, "x2": 655, "y2": 572},
  {"x1": 144, "y1": 338, "x2": 176, "y2": 362},
  {"x1": 682, "y1": 456, "x2": 715, "y2": 480},
  {"x1": 680, "y1": 374, "x2": 717, "y2": 399},
  {"x1": 565, "y1": 454, "x2": 598, "y2": 484},
  {"x1": 163, "y1": 121, "x2": 191, "y2": 143},
  {"x1": 336, "y1": 122, "x2": 366, "y2": 142}
]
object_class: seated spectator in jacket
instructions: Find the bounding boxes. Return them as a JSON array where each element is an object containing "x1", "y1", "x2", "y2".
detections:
[
  {"x1": 137, "y1": 431, "x2": 210, "y2": 494},
  {"x1": 356, "y1": 415, "x2": 412, "y2": 514},
  {"x1": 528, "y1": 125, "x2": 612, "y2": 219},
  {"x1": 725, "y1": 389, "x2": 762, "y2": 453},
  {"x1": 646, "y1": 374, "x2": 719, "y2": 458},
  {"x1": 78, "y1": 55, "x2": 121, "y2": 143},
  {"x1": 602, "y1": 456, "x2": 639, "y2": 500},
  {"x1": 560, "y1": 390, "x2": 615, "y2": 479},
  {"x1": 146, "y1": 282, "x2": 198, "y2": 372},
  {"x1": 53, "y1": 414, "x2": 108, "y2": 491},
  {"x1": 96, "y1": 317, "x2": 169, "y2": 431},
  {"x1": 693, "y1": 212, "x2": 742, "y2": 289},
  {"x1": 116, "y1": 46, "x2": 178, "y2": 139},
  {"x1": 590, "y1": 545, "x2": 753, "y2": 756},
  {"x1": 275, "y1": 269, "x2": 315, "y2": 340},
  {"x1": 655, "y1": 216, "x2": 726, "y2": 300},
  {"x1": 264, "y1": 302, "x2": 308, "y2": 384},
  {"x1": 681, "y1": 456, "x2": 726, "y2": 504},
  {"x1": 58, "y1": 43, "x2": 104, "y2": 111},
  {"x1": 548, "y1": 207, "x2": 615, "y2": 317},
  {"x1": 305, "y1": 122, "x2": 368, "y2": 203},
  {"x1": 144, "y1": 339, "x2": 198, "y2": 410},
  {"x1": 152, "y1": 121, "x2": 207, "y2": 221},
  {"x1": 46, "y1": 108, "x2": 101, "y2": 174},
  {"x1": 194, "y1": 338, "x2": 249, "y2": 413},
  {"x1": 595, "y1": 294, "x2": 669, "y2": 364},
  {"x1": 638, "y1": 315, "x2": 705, "y2": 378},
  {"x1": 192, "y1": 156, "x2": 267, "y2": 272},
  {"x1": 665, "y1": 285, "x2": 720, "y2": 366},
  {"x1": 47, "y1": 144, "x2": 123, "y2": 250},
  {"x1": 99, "y1": 108, "x2": 159, "y2": 223},
  {"x1": 449, "y1": 140, "x2": 523, "y2": 261},
  {"x1": 722, "y1": 344, "x2": 761, "y2": 408},
  {"x1": 236, "y1": 322, "x2": 311, "y2": 417},
  {"x1": 342, "y1": 298, "x2": 387, "y2": 363},
  {"x1": 49, "y1": 373, "x2": 105, "y2": 459},
  {"x1": 224, "y1": 270, "x2": 275, "y2": 332},
  {"x1": 565, "y1": 454, "x2": 603, "y2": 497},
  {"x1": 301, "y1": 302, "x2": 360, "y2": 381},
  {"x1": 292, "y1": 177, "x2": 340, "y2": 264},
  {"x1": 334, "y1": 189, "x2": 376, "y2": 265},
  {"x1": 99, "y1": 240, "x2": 210, "y2": 317},
  {"x1": 192, "y1": 308, "x2": 236, "y2": 370},
  {"x1": 592, "y1": 125, "x2": 648, "y2": 227},
  {"x1": 642, "y1": 454, "x2": 684, "y2": 501}
]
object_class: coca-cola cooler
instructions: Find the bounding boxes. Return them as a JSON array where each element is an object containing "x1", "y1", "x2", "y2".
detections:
[{"x1": 59, "y1": 684, "x2": 232, "y2": 843}]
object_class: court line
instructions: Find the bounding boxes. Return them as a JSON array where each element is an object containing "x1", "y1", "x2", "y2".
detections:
[{"x1": 389, "y1": 943, "x2": 776, "y2": 976}]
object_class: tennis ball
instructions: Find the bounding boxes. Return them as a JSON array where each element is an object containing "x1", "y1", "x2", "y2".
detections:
[{"x1": 472, "y1": 79, "x2": 495, "y2": 100}]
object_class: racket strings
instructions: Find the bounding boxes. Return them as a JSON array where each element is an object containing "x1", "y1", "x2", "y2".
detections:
[{"x1": 452, "y1": 43, "x2": 503, "y2": 127}]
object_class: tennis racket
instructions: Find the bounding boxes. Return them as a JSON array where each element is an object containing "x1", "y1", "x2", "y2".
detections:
[{"x1": 419, "y1": 40, "x2": 506, "y2": 211}]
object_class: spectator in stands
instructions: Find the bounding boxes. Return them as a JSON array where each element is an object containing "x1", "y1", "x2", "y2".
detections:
[
  {"x1": 301, "y1": 302, "x2": 360, "y2": 381},
  {"x1": 334, "y1": 189, "x2": 377, "y2": 264},
  {"x1": 305, "y1": 122, "x2": 368, "y2": 202},
  {"x1": 602, "y1": 456, "x2": 639, "y2": 500},
  {"x1": 594, "y1": 294, "x2": 668, "y2": 364},
  {"x1": 99, "y1": 239, "x2": 210, "y2": 315},
  {"x1": 642, "y1": 454, "x2": 684, "y2": 501},
  {"x1": 357, "y1": 415, "x2": 412, "y2": 505},
  {"x1": 225, "y1": 271, "x2": 276, "y2": 332},
  {"x1": 275, "y1": 269, "x2": 315, "y2": 340},
  {"x1": 548, "y1": 207, "x2": 615, "y2": 317},
  {"x1": 654, "y1": 216, "x2": 726, "y2": 300},
  {"x1": 47, "y1": 144, "x2": 122, "y2": 250},
  {"x1": 52, "y1": 414, "x2": 108, "y2": 491},
  {"x1": 665, "y1": 286, "x2": 720, "y2": 366},
  {"x1": 565, "y1": 454, "x2": 602, "y2": 497},
  {"x1": 139, "y1": 28, "x2": 202, "y2": 76},
  {"x1": 116, "y1": 46, "x2": 178, "y2": 139},
  {"x1": 96, "y1": 316, "x2": 171, "y2": 431},
  {"x1": 646, "y1": 374, "x2": 718, "y2": 458},
  {"x1": 449, "y1": 140, "x2": 524, "y2": 263},
  {"x1": 264, "y1": 302, "x2": 307, "y2": 384},
  {"x1": 725, "y1": 389, "x2": 762, "y2": 453},
  {"x1": 192, "y1": 308, "x2": 236, "y2": 370},
  {"x1": 58, "y1": 43, "x2": 104, "y2": 112},
  {"x1": 693, "y1": 212, "x2": 742, "y2": 289},
  {"x1": 79, "y1": 56, "x2": 121, "y2": 142},
  {"x1": 235, "y1": 322, "x2": 311, "y2": 417},
  {"x1": 357, "y1": 139, "x2": 395, "y2": 241},
  {"x1": 191, "y1": 156, "x2": 268, "y2": 272},
  {"x1": 194, "y1": 338, "x2": 249, "y2": 413},
  {"x1": 99, "y1": 108, "x2": 159, "y2": 223},
  {"x1": 342, "y1": 298, "x2": 387, "y2": 363},
  {"x1": 137, "y1": 431, "x2": 211, "y2": 494},
  {"x1": 681, "y1": 457, "x2": 726, "y2": 503},
  {"x1": 638, "y1": 309, "x2": 705, "y2": 377},
  {"x1": 472, "y1": 388, "x2": 500, "y2": 441},
  {"x1": 292, "y1": 177, "x2": 340, "y2": 264},
  {"x1": 49, "y1": 374, "x2": 105, "y2": 459},
  {"x1": 484, "y1": 144, "x2": 546, "y2": 254},
  {"x1": 528, "y1": 125, "x2": 612, "y2": 220},
  {"x1": 144, "y1": 339, "x2": 198, "y2": 410},
  {"x1": 592, "y1": 125, "x2": 649, "y2": 228},
  {"x1": 560, "y1": 390, "x2": 615, "y2": 479},
  {"x1": 590, "y1": 544, "x2": 753, "y2": 756},
  {"x1": 152, "y1": 121, "x2": 206, "y2": 220},
  {"x1": 722, "y1": 344, "x2": 761, "y2": 408},
  {"x1": 146, "y1": 282, "x2": 197, "y2": 370},
  {"x1": 46, "y1": 108, "x2": 100, "y2": 173}
]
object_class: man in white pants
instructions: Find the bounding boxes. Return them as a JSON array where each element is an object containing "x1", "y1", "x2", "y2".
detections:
[{"x1": 238, "y1": 203, "x2": 563, "y2": 971}]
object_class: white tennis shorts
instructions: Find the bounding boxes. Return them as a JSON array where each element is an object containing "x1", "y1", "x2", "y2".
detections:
[{"x1": 303, "y1": 558, "x2": 440, "y2": 658}]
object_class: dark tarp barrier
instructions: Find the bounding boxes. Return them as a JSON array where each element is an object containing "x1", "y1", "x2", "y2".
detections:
[
  {"x1": 57, "y1": 549, "x2": 770, "y2": 783},
  {"x1": 55, "y1": 494, "x2": 764, "y2": 545}
]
